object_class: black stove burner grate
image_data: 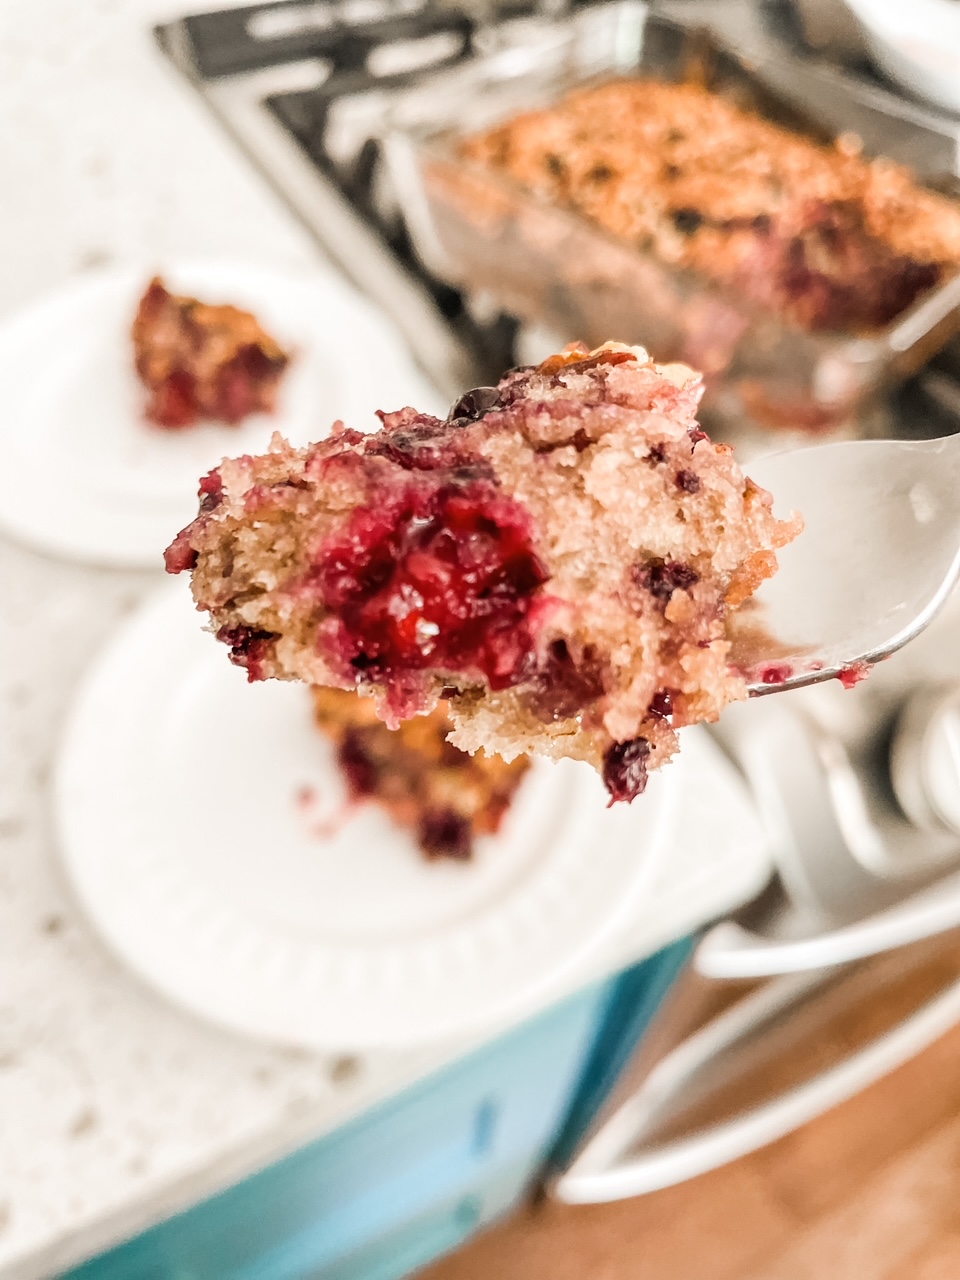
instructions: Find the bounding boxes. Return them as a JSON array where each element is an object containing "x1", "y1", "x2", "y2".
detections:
[
  {"x1": 156, "y1": 0, "x2": 566, "y2": 394},
  {"x1": 156, "y1": 0, "x2": 960, "y2": 425}
]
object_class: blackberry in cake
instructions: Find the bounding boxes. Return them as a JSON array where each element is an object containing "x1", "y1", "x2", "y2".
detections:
[
  {"x1": 312, "y1": 687, "x2": 529, "y2": 860},
  {"x1": 458, "y1": 80, "x2": 960, "y2": 334},
  {"x1": 132, "y1": 277, "x2": 290, "y2": 429},
  {"x1": 165, "y1": 342, "x2": 801, "y2": 802}
]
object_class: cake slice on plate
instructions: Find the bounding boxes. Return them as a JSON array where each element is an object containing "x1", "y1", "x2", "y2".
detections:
[
  {"x1": 166, "y1": 342, "x2": 800, "y2": 801},
  {"x1": 312, "y1": 687, "x2": 528, "y2": 860},
  {"x1": 133, "y1": 276, "x2": 290, "y2": 428}
]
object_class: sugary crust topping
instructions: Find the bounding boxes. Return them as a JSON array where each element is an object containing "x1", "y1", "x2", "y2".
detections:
[
  {"x1": 167, "y1": 342, "x2": 801, "y2": 801},
  {"x1": 460, "y1": 81, "x2": 960, "y2": 333}
]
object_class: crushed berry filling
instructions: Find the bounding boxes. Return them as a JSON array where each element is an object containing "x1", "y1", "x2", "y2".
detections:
[
  {"x1": 757, "y1": 662, "x2": 793, "y2": 685},
  {"x1": 649, "y1": 689, "x2": 676, "y2": 719},
  {"x1": 837, "y1": 661, "x2": 870, "y2": 689},
  {"x1": 523, "y1": 639, "x2": 606, "y2": 722},
  {"x1": 216, "y1": 625, "x2": 279, "y2": 681},
  {"x1": 163, "y1": 529, "x2": 198, "y2": 573},
  {"x1": 315, "y1": 476, "x2": 548, "y2": 693},
  {"x1": 336, "y1": 729, "x2": 381, "y2": 797},
  {"x1": 675, "y1": 469, "x2": 701, "y2": 493},
  {"x1": 198, "y1": 469, "x2": 224, "y2": 513},
  {"x1": 636, "y1": 558, "x2": 700, "y2": 603},
  {"x1": 603, "y1": 737, "x2": 651, "y2": 804},
  {"x1": 777, "y1": 200, "x2": 942, "y2": 330},
  {"x1": 163, "y1": 468, "x2": 225, "y2": 570},
  {"x1": 151, "y1": 370, "x2": 196, "y2": 429},
  {"x1": 367, "y1": 411, "x2": 493, "y2": 475}
]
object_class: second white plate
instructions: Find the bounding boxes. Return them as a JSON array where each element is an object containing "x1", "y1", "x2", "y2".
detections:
[{"x1": 56, "y1": 586, "x2": 681, "y2": 1050}]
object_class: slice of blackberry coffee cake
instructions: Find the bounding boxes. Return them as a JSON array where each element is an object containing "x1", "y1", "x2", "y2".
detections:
[
  {"x1": 312, "y1": 687, "x2": 529, "y2": 860},
  {"x1": 166, "y1": 343, "x2": 801, "y2": 802},
  {"x1": 133, "y1": 277, "x2": 290, "y2": 429}
]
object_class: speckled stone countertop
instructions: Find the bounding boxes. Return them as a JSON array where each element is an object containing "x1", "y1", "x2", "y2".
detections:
[
  {"x1": 0, "y1": 539, "x2": 466, "y2": 1278},
  {"x1": 0, "y1": 525, "x2": 768, "y2": 1277},
  {"x1": 0, "y1": 4, "x2": 771, "y2": 1276}
]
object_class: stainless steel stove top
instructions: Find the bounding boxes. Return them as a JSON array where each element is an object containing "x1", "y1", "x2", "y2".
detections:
[{"x1": 155, "y1": 0, "x2": 960, "y2": 420}]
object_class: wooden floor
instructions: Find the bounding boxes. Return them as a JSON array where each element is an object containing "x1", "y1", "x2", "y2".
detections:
[{"x1": 423, "y1": 956, "x2": 960, "y2": 1280}]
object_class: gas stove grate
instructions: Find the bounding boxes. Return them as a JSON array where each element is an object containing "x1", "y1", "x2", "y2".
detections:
[
  {"x1": 155, "y1": 0, "x2": 580, "y2": 397},
  {"x1": 156, "y1": 0, "x2": 960, "y2": 425}
]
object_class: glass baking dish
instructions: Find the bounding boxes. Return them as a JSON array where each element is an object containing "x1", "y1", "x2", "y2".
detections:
[{"x1": 384, "y1": 3, "x2": 960, "y2": 435}]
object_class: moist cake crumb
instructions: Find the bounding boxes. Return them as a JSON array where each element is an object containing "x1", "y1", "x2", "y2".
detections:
[{"x1": 166, "y1": 342, "x2": 801, "y2": 802}]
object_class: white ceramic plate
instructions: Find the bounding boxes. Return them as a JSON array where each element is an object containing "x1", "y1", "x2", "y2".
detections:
[
  {"x1": 55, "y1": 585, "x2": 681, "y2": 1050},
  {"x1": 0, "y1": 262, "x2": 445, "y2": 569}
]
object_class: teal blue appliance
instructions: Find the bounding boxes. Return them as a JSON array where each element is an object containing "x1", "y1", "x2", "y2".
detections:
[{"x1": 61, "y1": 941, "x2": 691, "y2": 1280}]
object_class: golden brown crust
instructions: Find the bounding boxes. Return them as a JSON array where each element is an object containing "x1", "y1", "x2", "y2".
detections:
[{"x1": 460, "y1": 80, "x2": 960, "y2": 333}]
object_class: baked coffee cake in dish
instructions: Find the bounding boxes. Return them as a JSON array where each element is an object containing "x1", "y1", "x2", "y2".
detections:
[
  {"x1": 133, "y1": 277, "x2": 290, "y2": 428},
  {"x1": 166, "y1": 342, "x2": 800, "y2": 802},
  {"x1": 312, "y1": 687, "x2": 529, "y2": 860},
  {"x1": 458, "y1": 80, "x2": 960, "y2": 335}
]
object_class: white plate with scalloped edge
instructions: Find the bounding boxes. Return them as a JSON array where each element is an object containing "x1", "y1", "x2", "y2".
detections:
[
  {"x1": 0, "y1": 261, "x2": 444, "y2": 569},
  {"x1": 54, "y1": 584, "x2": 682, "y2": 1051}
]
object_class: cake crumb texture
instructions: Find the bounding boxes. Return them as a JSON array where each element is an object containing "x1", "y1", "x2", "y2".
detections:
[{"x1": 166, "y1": 342, "x2": 800, "y2": 801}]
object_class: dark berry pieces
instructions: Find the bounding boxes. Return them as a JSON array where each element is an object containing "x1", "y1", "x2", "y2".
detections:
[
  {"x1": 675, "y1": 470, "x2": 701, "y2": 493},
  {"x1": 603, "y1": 737, "x2": 651, "y2": 804},
  {"x1": 337, "y1": 729, "x2": 381, "y2": 797},
  {"x1": 419, "y1": 809, "x2": 473, "y2": 859},
  {"x1": 649, "y1": 689, "x2": 675, "y2": 719},
  {"x1": 672, "y1": 208, "x2": 704, "y2": 235},
  {"x1": 447, "y1": 386, "x2": 502, "y2": 425},
  {"x1": 215, "y1": 625, "x2": 279, "y2": 681},
  {"x1": 368, "y1": 413, "x2": 493, "y2": 474},
  {"x1": 636, "y1": 558, "x2": 700, "y2": 603},
  {"x1": 523, "y1": 639, "x2": 605, "y2": 722}
]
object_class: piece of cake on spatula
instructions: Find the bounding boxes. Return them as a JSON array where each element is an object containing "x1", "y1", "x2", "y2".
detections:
[{"x1": 165, "y1": 342, "x2": 800, "y2": 802}]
